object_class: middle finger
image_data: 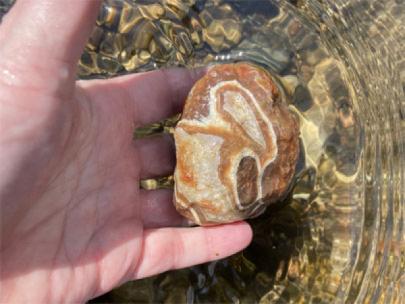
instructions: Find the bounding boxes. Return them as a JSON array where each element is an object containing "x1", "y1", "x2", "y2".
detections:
[{"x1": 135, "y1": 134, "x2": 175, "y2": 179}]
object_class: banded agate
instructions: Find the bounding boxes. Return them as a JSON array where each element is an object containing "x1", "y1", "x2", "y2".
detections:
[{"x1": 174, "y1": 62, "x2": 299, "y2": 225}]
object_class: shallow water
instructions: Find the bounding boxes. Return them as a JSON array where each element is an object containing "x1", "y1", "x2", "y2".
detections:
[{"x1": 1, "y1": 0, "x2": 403, "y2": 303}]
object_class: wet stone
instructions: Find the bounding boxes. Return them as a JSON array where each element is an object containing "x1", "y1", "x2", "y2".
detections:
[
  {"x1": 87, "y1": 26, "x2": 105, "y2": 52},
  {"x1": 293, "y1": 84, "x2": 313, "y2": 112},
  {"x1": 97, "y1": 1, "x2": 122, "y2": 31},
  {"x1": 78, "y1": 51, "x2": 100, "y2": 76},
  {"x1": 118, "y1": 2, "x2": 141, "y2": 33},
  {"x1": 121, "y1": 52, "x2": 149, "y2": 71},
  {"x1": 202, "y1": 18, "x2": 242, "y2": 52},
  {"x1": 163, "y1": 0, "x2": 194, "y2": 20},
  {"x1": 149, "y1": 36, "x2": 174, "y2": 62},
  {"x1": 129, "y1": 20, "x2": 157, "y2": 50},
  {"x1": 225, "y1": 0, "x2": 279, "y2": 18},
  {"x1": 174, "y1": 62, "x2": 300, "y2": 225},
  {"x1": 280, "y1": 75, "x2": 300, "y2": 96},
  {"x1": 96, "y1": 55, "x2": 121, "y2": 74},
  {"x1": 99, "y1": 31, "x2": 123, "y2": 58}
]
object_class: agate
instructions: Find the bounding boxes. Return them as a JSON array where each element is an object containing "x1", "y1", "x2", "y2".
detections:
[{"x1": 173, "y1": 62, "x2": 300, "y2": 225}]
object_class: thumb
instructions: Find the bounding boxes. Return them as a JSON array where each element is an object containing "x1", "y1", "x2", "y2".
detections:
[
  {"x1": 87, "y1": 221, "x2": 252, "y2": 299},
  {"x1": 0, "y1": 0, "x2": 101, "y2": 91}
]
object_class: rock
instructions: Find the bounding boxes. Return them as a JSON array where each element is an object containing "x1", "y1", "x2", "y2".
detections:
[{"x1": 173, "y1": 62, "x2": 300, "y2": 225}]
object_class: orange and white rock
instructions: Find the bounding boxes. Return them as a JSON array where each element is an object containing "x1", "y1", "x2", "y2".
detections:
[{"x1": 173, "y1": 62, "x2": 300, "y2": 225}]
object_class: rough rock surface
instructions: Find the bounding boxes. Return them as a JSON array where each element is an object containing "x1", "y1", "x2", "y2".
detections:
[{"x1": 174, "y1": 62, "x2": 300, "y2": 225}]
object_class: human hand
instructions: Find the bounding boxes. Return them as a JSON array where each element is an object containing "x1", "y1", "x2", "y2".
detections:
[{"x1": 0, "y1": 1, "x2": 252, "y2": 302}]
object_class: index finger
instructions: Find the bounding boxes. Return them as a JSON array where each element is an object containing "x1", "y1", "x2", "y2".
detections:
[{"x1": 80, "y1": 67, "x2": 206, "y2": 126}]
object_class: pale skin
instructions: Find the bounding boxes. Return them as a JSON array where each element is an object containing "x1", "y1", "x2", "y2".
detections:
[{"x1": 0, "y1": 1, "x2": 252, "y2": 302}]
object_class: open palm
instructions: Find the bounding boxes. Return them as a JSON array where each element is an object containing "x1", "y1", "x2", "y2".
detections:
[{"x1": 0, "y1": 1, "x2": 252, "y2": 302}]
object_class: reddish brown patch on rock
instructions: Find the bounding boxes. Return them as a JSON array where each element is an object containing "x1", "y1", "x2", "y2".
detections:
[{"x1": 237, "y1": 156, "x2": 259, "y2": 206}]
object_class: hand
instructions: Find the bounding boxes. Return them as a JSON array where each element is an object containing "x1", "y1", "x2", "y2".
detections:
[{"x1": 0, "y1": 1, "x2": 252, "y2": 302}]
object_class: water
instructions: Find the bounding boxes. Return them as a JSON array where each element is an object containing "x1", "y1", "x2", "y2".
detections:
[{"x1": 1, "y1": 0, "x2": 403, "y2": 303}]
